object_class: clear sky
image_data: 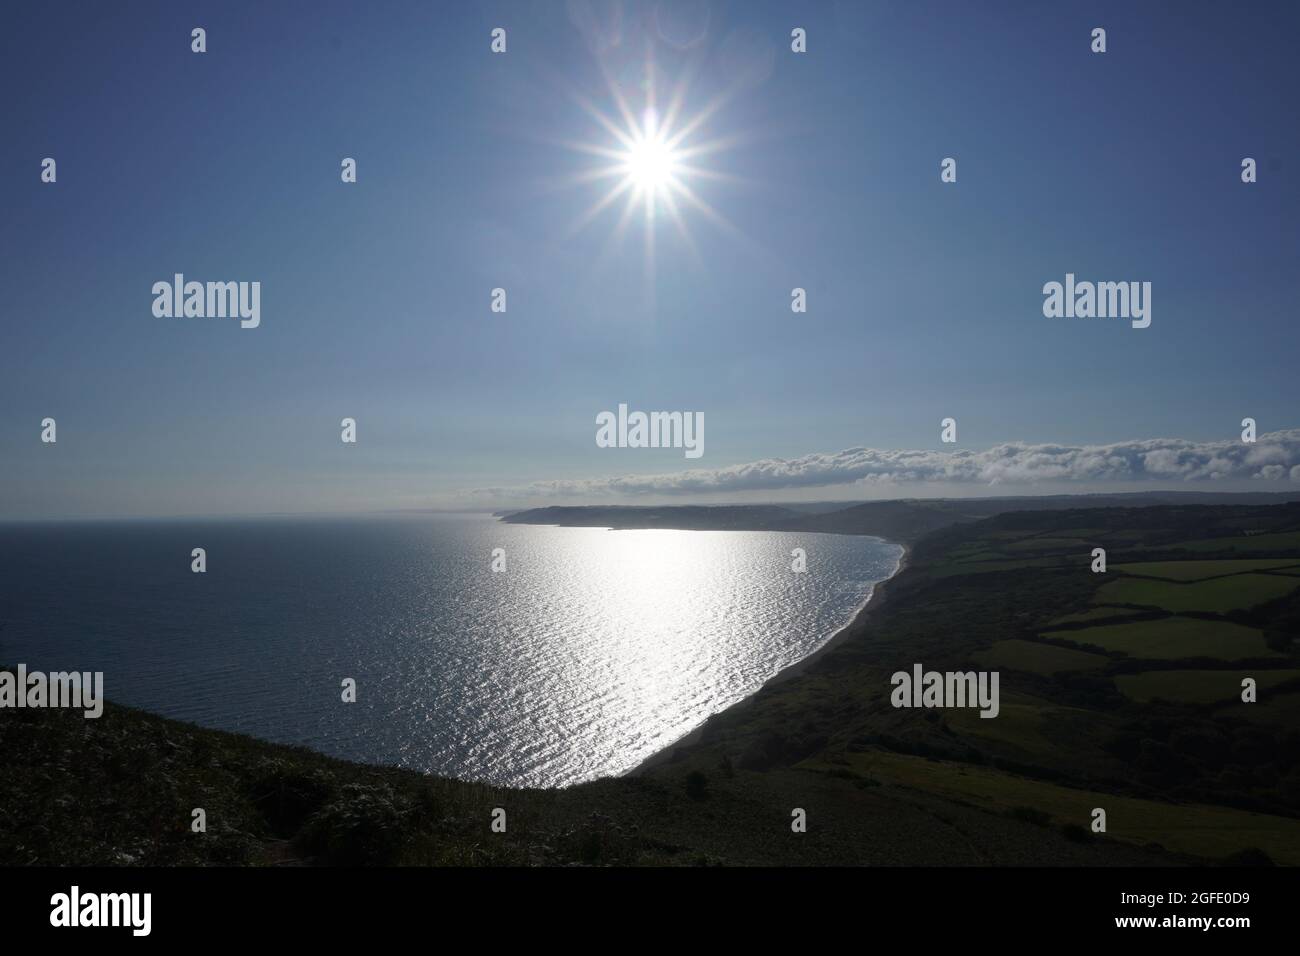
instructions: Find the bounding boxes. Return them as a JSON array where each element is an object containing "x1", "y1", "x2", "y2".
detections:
[{"x1": 3, "y1": 0, "x2": 1298, "y2": 517}]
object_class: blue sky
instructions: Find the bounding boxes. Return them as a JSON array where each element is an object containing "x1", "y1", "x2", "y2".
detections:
[{"x1": 3, "y1": 0, "x2": 1298, "y2": 517}]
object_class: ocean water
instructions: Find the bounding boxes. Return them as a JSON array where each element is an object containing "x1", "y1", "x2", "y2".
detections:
[{"x1": 0, "y1": 514, "x2": 902, "y2": 787}]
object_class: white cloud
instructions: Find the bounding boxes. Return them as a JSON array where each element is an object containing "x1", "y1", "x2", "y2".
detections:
[{"x1": 473, "y1": 429, "x2": 1300, "y2": 500}]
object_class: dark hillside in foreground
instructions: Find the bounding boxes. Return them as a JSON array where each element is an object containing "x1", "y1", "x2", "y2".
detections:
[
  {"x1": 4, "y1": 500, "x2": 1299, "y2": 865},
  {"x1": 0, "y1": 682, "x2": 1176, "y2": 867}
]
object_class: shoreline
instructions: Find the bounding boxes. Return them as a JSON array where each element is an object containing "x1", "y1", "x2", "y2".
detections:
[{"x1": 626, "y1": 539, "x2": 910, "y2": 776}]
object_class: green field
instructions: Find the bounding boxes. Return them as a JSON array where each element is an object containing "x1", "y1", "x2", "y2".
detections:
[
  {"x1": 1114, "y1": 669, "x2": 1300, "y2": 704},
  {"x1": 1220, "y1": 690, "x2": 1300, "y2": 726},
  {"x1": 975, "y1": 639, "x2": 1108, "y2": 674},
  {"x1": 1093, "y1": 573, "x2": 1300, "y2": 613},
  {"x1": 1046, "y1": 606, "x2": 1148, "y2": 626},
  {"x1": 943, "y1": 699, "x2": 1119, "y2": 769},
  {"x1": 1045, "y1": 606, "x2": 1149, "y2": 629},
  {"x1": 1003, "y1": 537, "x2": 1089, "y2": 553},
  {"x1": 955, "y1": 549, "x2": 1007, "y2": 563},
  {"x1": 1112, "y1": 559, "x2": 1300, "y2": 581},
  {"x1": 823, "y1": 750, "x2": 1300, "y2": 865},
  {"x1": 1177, "y1": 531, "x2": 1300, "y2": 554},
  {"x1": 942, "y1": 701, "x2": 1058, "y2": 758},
  {"x1": 931, "y1": 556, "x2": 1070, "y2": 577},
  {"x1": 1037, "y1": 528, "x2": 1107, "y2": 539},
  {"x1": 1046, "y1": 616, "x2": 1277, "y2": 660}
]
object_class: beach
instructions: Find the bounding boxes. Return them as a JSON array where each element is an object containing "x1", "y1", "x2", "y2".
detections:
[{"x1": 628, "y1": 541, "x2": 909, "y2": 775}]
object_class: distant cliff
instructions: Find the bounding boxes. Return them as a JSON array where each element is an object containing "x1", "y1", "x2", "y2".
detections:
[{"x1": 501, "y1": 492, "x2": 1300, "y2": 545}]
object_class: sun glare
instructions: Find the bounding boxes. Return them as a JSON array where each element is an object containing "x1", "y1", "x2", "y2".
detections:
[
  {"x1": 557, "y1": 51, "x2": 750, "y2": 295},
  {"x1": 622, "y1": 121, "x2": 678, "y2": 194}
]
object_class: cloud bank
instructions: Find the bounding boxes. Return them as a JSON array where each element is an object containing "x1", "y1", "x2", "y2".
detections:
[{"x1": 474, "y1": 429, "x2": 1300, "y2": 500}]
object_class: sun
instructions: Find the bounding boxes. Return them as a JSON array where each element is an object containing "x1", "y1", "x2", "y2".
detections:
[
  {"x1": 556, "y1": 51, "x2": 751, "y2": 293},
  {"x1": 621, "y1": 117, "x2": 679, "y2": 195}
]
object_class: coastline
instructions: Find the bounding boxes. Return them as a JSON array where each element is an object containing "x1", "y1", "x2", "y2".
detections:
[{"x1": 626, "y1": 539, "x2": 910, "y2": 776}]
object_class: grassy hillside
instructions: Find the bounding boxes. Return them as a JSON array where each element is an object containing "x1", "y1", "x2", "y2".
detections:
[
  {"x1": 0, "y1": 689, "x2": 1175, "y2": 866},
  {"x1": 4, "y1": 501, "x2": 1298, "y2": 866},
  {"x1": 648, "y1": 501, "x2": 1300, "y2": 865}
]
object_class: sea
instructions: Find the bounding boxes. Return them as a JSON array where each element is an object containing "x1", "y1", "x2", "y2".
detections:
[{"x1": 0, "y1": 514, "x2": 902, "y2": 788}]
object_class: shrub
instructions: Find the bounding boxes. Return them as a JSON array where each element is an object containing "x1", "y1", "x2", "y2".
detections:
[
  {"x1": 1009, "y1": 805, "x2": 1051, "y2": 827},
  {"x1": 296, "y1": 784, "x2": 409, "y2": 865},
  {"x1": 247, "y1": 761, "x2": 336, "y2": 837},
  {"x1": 1219, "y1": 847, "x2": 1274, "y2": 867},
  {"x1": 1059, "y1": 823, "x2": 1088, "y2": 842}
]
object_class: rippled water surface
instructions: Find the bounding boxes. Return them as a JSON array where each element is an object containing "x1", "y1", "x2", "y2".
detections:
[{"x1": 0, "y1": 515, "x2": 902, "y2": 787}]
